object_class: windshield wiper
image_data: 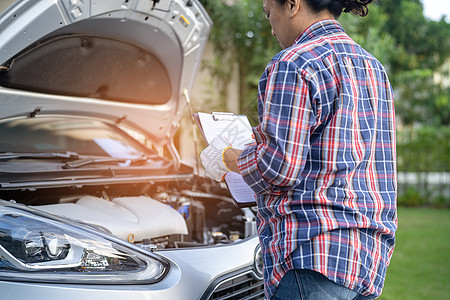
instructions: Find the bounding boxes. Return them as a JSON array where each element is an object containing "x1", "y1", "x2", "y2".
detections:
[
  {"x1": 0, "y1": 152, "x2": 159, "y2": 169},
  {"x1": 0, "y1": 152, "x2": 80, "y2": 161},
  {"x1": 61, "y1": 155, "x2": 155, "y2": 169}
]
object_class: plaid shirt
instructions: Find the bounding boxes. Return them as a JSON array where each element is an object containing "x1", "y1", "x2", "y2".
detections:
[{"x1": 237, "y1": 20, "x2": 397, "y2": 299}]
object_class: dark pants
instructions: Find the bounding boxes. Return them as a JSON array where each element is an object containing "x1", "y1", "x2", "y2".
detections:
[{"x1": 271, "y1": 269, "x2": 376, "y2": 300}]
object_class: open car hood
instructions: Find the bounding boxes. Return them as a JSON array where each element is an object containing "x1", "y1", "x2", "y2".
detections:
[{"x1": 0, "y1": 0, "x2": 211, "y2": 146}]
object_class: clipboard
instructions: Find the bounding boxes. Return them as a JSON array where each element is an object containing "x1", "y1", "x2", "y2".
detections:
[
  {"x1": 194, "y1": 112, "x2": 257, "y2": 207},
  {"x1": 194, "y1": 112, "x2": 246, "y2": 144}
]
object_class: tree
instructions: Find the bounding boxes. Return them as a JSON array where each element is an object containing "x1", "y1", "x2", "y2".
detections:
[{"x1": 341, "y1": 0, "x2": 450, "y2": 126}]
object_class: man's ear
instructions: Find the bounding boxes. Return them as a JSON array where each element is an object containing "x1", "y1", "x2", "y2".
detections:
[{"x1": 288, "y1": 0, "x2": 300, "y2": 18}]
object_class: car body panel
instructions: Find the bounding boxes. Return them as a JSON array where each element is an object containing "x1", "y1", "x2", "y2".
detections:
[{"x1": 0, "y1": 0, "x2": 212, "y2": 145}]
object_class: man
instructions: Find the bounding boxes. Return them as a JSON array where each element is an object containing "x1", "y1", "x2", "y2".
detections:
[{"x1": 200, "y1": 0, "x2": 397, "y2": 299}]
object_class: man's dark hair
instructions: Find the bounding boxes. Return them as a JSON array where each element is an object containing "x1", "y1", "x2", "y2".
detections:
[{"x1": 275, "y1": 0, "x2": 374, "y2": 18}]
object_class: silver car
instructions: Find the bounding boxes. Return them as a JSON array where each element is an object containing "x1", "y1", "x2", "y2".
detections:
[{"x1": 0, "y1": 1, "x2": 264, "y2": 299}]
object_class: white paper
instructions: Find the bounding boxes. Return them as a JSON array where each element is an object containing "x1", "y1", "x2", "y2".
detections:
[
  {"x1": 197, "y1": 112, "x2": 256, "y2": 205},
  {"x1": 225, "y1": 172, "x2": 256, "y2": 204},
  {"x1": 197, "y1": 112, "x2": 253, "y2": 149}
]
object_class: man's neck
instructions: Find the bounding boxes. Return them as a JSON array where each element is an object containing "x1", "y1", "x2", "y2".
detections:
[{"x1": 290, "y1": 2, "x2": 335, "y2": 42}]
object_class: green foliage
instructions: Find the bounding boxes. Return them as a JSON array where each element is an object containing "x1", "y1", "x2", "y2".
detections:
[
  {"x1": 397, "y1": 184, "x2": 450, "y2": 208},
  {"x1": 340, "y1": 0, "x2": 450, "y2": 126},
  {"x1": 199, "y1": 0, "x2": 280, "y2": 124},
  {"x1": 397, "y1": 126, "x2": 450, "y2": 172},
  {"x1": 396, "y1": 126, "x2": 449, "y2": 207},
  {"x1": 394, "y1": 68, "x2": 450, "y2": 126},
  {"x1": 397, "y1": 186, "x2": 426, "y2": 207},
  {"x1": 378, "y1": 0, "x2": 450, "y2": 70},
  {"x1": 433, "y1": 195, "x2": 450, "y2": 208},
  {"x1": 339, "y1": 5, "x2": 396, "y2": 68}
]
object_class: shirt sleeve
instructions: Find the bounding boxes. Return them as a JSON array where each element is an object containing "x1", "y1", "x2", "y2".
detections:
[{"x1": 237, "y1": 60, "x2": 318, "y2": 195}]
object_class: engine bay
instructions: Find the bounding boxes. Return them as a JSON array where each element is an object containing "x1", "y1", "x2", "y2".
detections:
[{"x1": 0, "y1": 177, "x2": 257, "y2": 251}]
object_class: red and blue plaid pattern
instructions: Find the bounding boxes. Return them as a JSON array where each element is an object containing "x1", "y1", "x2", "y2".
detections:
[{"x1": 237, "y1": 20, "x2": 397, "y2": 299}]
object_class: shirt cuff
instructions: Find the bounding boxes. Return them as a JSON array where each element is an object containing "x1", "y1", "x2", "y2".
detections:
[{"x1": 237, "y1": 144, "x2": 271, "y2": 195}]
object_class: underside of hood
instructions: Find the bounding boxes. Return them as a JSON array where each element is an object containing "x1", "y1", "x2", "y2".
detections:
[{"x1": 0, "y1": 0, "x2": 211, "y2": 145}]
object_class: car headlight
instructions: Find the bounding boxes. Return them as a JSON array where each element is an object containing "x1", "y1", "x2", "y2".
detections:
[
  {"x1": 0, "y1": 201, "x2": 169, "y2": 284},
  {"x1": 253, "y1": 243, "x2": 263, "y2": 279}
]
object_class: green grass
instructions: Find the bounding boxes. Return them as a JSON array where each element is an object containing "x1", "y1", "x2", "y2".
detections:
[{"x1": 379, "y1": 207, "x2": 450, "y2": 300}]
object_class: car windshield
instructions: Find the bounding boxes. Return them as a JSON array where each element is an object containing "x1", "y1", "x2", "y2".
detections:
[{"x1": 0, "y1": 117, "x2": 151, "y2": 158}]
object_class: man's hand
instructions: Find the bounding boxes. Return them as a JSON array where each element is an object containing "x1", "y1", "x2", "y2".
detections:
[
  {"x1": 200, "y1": 135, "x2": 233, "y2": 182},
  {"x1": 223, "y1": 147, "x2": 243, "y2": 173}
]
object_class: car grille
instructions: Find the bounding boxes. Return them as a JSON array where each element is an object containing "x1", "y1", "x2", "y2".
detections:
[{"x1": 207, "y1": 271, "x2": 265, "y2": 300}]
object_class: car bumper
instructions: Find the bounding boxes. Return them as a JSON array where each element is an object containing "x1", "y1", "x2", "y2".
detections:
[{"x1": 0, "y1": 236, "x2": 263, "y2": 300}]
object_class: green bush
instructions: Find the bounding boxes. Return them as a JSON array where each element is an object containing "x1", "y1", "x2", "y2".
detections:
[
  {"x1": 397, "y1": 126, "x2": 450, "y2": 172},
  {"x1": 396, "y1": 126, "x2": 449, "y2": 207},
  {"x1": 432, "y1": 195, "x2": 450, "y2": 208},
  {"x1": 397, "y1": 186, "x2": 426, "y2": 207}
]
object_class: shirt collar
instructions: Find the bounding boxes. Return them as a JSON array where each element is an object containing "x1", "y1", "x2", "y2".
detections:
[{"x1": 294, "y1": 19, "x2": 345, "y2": 45}]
